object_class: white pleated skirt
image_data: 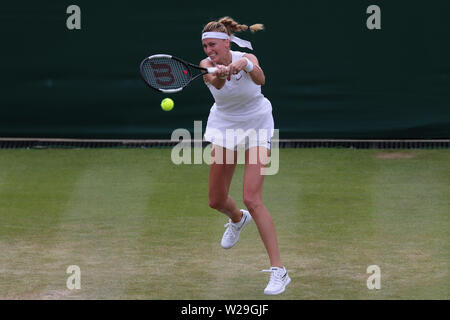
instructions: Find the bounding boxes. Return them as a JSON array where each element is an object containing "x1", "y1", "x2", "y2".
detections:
[{"x1": 204, "y1": 103, "x2": 274, "y2": 151}]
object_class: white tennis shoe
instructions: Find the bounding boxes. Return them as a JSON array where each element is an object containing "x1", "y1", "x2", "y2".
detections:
[
  {"x1": 262, "y1": 266, "x2": 291, "y2": 295},
  {"x1": 221, "y1": 209, "x2": 252, "y2": 249}
]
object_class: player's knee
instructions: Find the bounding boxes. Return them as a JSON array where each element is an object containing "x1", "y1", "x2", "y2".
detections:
[
  {"x1": 209, "y1": 196, "x2": 227, "y2": 210},
  {"x1": 243, "y1": 194, "x2": 262, "y2": 213}
]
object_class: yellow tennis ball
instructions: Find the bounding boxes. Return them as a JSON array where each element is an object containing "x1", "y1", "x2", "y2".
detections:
[{"x1": 161, "y1": 98, "x2": 174, "y2": 111}]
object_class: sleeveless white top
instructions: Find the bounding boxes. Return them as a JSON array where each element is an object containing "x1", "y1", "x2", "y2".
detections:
[{"x1": 205, "y1": 50, "x2": 272, "y2": 119}]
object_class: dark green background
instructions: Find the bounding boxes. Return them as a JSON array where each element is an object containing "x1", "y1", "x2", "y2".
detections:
[{"x1": 0, "y1": 0, "x2": 449, "y2": 138}]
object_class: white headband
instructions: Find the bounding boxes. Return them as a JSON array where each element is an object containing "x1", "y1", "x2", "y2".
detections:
[{"x1": 202, "y1": 31, "x2": 253, "y2": 50}]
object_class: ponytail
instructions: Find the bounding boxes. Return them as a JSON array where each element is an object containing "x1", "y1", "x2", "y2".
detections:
[{"x1": 203, "y1": 16, "x2": 264, "y2": 35}]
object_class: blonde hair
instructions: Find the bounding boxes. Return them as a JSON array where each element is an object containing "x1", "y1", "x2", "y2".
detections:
[{"x1": 202, "y1": 16, "x2": 264, "y2": 36}]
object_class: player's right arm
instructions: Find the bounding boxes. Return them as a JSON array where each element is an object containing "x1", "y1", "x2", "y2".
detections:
[{"x1": 200, "y1": 59, "x2": 228, "y2": 90}]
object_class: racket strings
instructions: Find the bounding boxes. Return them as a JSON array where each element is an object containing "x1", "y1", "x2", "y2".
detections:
[{"x1": 141, "y1": 57, "x2": 191, "y2": 90}]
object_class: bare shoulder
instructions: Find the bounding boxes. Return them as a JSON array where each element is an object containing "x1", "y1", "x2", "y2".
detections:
[
  {"x1": 243, "y1": 53, "x2": 259, "y2": 65},
  {"x1": 200, "y1": 58, "x2": 214, "y2": 84},
  {"x1": 200, "y1": 58, "x2": 214, "y2": 68}
]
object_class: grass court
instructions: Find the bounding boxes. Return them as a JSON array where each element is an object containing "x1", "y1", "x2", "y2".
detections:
[{"x1": 0, "y1": 148, "x2": 448, "y2": 299}]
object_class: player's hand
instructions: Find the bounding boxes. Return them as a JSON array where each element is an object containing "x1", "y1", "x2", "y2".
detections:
[
  {"x1": 214, "y1": 65, "x2": 229, "y2": 80},
  {"x1": 227, "y1": 58, "x2": 247, "y2": 80}
]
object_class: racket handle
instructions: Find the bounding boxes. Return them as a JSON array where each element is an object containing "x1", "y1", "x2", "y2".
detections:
[{"x1": 206, "y1": 67, "x2": 217, "y2": 74}]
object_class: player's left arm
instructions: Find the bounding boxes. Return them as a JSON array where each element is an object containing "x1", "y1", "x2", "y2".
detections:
[{"x1": 227, "y1": 53, "x2": 265, "y2": 86}]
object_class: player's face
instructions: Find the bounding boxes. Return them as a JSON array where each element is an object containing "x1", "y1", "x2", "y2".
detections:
[{"x1": 202, "y1": 38, "x2": 230, "y2": 65}]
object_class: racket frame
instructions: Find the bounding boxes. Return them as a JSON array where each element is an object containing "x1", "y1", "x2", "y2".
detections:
[{"x1": 140, "y1": 54, "x2": 217, "y2": 93}]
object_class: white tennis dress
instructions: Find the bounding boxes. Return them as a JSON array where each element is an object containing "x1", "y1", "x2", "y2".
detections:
[{"x1": 204, "y1": 50, "x2": 274, "y2": 150}]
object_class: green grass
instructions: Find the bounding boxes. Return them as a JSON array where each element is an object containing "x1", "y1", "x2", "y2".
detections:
[{"x1": 0, "y1": 148, "x2": 448, "y2": 299}]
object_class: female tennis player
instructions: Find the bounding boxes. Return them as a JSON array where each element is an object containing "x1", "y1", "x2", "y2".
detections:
[{"x1": 200, "y1": 17, "x2": 290, "y2": 295}]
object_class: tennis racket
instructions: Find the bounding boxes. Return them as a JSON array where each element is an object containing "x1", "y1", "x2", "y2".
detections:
[{"x1": 140, "y1": 54, "x2": 218, "y2": 93}]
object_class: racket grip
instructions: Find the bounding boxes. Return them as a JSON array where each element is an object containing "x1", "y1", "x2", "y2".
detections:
[{"x1": 207, "y1": 67, "x2": 217, "y2": 74}]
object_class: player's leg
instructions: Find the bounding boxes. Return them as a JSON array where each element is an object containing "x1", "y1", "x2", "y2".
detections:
[
  {"x1": 243, "y1": 146, "x2": 290, "y2": 295},
  {"x1": 243, "y1": 146, "x2": 282, "y2": 266},
  {"x1": 209, "y1": 144, "x2": 252, "y2": 249},
  {"x1": 208, "y1": 144, "x2": 242, "y2": 223}
]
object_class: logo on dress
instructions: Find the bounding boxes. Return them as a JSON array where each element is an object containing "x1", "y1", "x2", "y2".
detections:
[{"x1": 235, "y1": 73, "x2": 242, "y2": 81}]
